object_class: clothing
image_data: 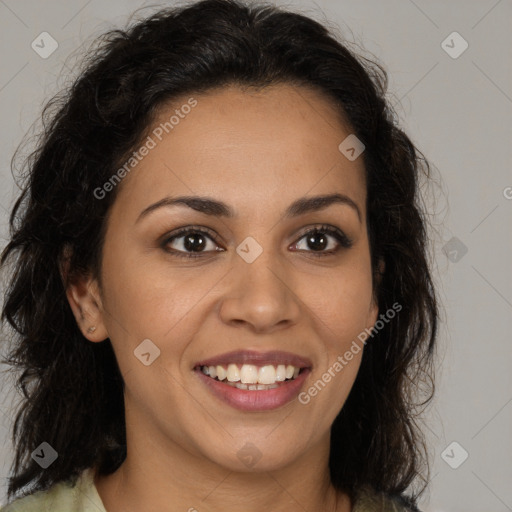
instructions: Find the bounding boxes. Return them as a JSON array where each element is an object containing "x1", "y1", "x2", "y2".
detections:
[
  {"x1": 0, "y1": 468, "x2": 420, "y2": 511},
  {"x1": 0, "y1": 469, "x2": 105, "y2": 512}
]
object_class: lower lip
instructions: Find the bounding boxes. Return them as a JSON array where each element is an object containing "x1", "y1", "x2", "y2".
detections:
[{"x1": 194, "y1": 368, "x2": 311, "y2": 412}]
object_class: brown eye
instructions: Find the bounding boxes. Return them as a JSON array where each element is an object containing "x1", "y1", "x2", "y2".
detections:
[
  {"x1": 291, "y1": 225, "x2": 353, "y2": 256},
  {"x1": 162, "y1": 227, "x2": 223, "y2": 259}
]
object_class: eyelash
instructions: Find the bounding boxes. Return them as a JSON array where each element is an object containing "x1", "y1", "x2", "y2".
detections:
[{"x1": 161, "y1": 224, "x2": 353, "y2": 259}]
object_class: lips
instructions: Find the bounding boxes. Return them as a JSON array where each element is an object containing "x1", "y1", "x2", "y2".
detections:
[
  {"x1": 194, "y1": 349, "x2": 313, "y2": 369},
  {"x1": 193, "y1": 350, "x2": 313, "y2": 411}
]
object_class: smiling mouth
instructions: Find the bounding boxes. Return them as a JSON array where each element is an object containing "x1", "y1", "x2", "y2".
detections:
[{"x1": 196, "y1": 363, "x2": 306, "y2": 390}]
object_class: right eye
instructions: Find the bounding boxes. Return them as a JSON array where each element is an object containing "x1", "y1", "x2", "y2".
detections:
[{"x1": 161, "y1": 226, "x2": 225, "y2": 259}]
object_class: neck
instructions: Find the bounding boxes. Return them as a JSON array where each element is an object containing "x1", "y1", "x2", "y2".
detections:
[{"x1": 94, "y1": 409, "x2": 351, "y2": 512}]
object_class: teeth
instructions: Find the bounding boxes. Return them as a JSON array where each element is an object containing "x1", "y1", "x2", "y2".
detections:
[
  {"x1": 258, "y1": 365, "x2": 276, "y2": 384},
  {"x1": 201, "y1": 363, "x2": 304, "y2": 385},
  {"x1": 226, "y1": 364, "x2": 240, "y2": 382},
  {"x1": 240, "y1": 364, "x2": 259, "y2": 384},
  {"x1": 216, "y1": 365, "x2": 227, "y2": 381},
  {"x1": 225, "y1": 381, "x2": 279, "y2": 391},
  {"x1": 275, "y1": 364, "x2": 287, "y2": 381}
]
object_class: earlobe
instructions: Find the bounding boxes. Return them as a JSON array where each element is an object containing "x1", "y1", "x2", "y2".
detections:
[
  {"x1": 59, "y1": 246, "x2": 108, "y2": 342},
  {"x1": 65, "y1": 278, "x2": 109, "y2": 342}
]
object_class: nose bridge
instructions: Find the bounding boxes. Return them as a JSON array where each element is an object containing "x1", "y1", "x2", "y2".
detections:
[{"x1": 219, "y1": 237, "x2": 301, "y2": 332}]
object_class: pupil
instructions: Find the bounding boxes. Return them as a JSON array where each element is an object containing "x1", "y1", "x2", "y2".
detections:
[
  {"x1": 184, "y1": 233, "x2": 206, "y2": 252},
  {"x1": 308, "y1": 232, "x2": 327, "y2": 251}
]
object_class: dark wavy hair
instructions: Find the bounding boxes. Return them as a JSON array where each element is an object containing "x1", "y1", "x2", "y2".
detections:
[{"x1": 1, "y1": 0, "x2": 440, "y2": 506}]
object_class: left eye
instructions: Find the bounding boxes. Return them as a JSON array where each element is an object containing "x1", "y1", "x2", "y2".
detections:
[
  {"x1": 162, "y1": 225, "x2": 352, "y2": 259},
  {"x1": 291, "y1": 225, "x2": 353, "y2": 256}
]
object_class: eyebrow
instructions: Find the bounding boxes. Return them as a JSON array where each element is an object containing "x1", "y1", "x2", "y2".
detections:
[{"x1": 136, "y1": 192, "x2": 362, "y2": 224}]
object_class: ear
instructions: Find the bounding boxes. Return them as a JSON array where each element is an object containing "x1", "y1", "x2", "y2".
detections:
[{"x1": 59, "y1": 247, "x2": 109, "y2": 343}]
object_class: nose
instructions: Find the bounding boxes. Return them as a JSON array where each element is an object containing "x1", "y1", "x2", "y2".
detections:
[{"x1": 218, "y1": 248, "x2": 302, "y2": 334}]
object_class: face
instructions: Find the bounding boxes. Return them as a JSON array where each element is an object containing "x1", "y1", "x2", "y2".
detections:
[{"x1": 71, "y1": 83, "x2": 379, "y2": 473}]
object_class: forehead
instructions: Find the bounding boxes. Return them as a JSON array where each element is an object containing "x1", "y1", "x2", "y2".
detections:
[{"x1": 111, "y1": 83, "x2": 367, "y2": 220}]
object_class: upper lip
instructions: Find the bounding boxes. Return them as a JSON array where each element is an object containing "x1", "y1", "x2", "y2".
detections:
[{"x1": 194, "y1": 350, "x2": 313, "y2": 369}]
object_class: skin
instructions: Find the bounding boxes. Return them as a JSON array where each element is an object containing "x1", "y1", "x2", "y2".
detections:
[{"x1": 66, "y1": 83, "x2": 382, "y2": 512}]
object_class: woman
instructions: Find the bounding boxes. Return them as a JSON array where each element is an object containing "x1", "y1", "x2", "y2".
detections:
[{"x1": 0, "y1": 0, "x2": 439, "y2": 510}]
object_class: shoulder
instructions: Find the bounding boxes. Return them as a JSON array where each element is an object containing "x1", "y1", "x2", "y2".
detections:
[
  {"x1": 0, "y1": 468, "x2": 106, "y2": 512},
  {"x1": 352, "y1": 484, "x2": 422, "y2": 512}
]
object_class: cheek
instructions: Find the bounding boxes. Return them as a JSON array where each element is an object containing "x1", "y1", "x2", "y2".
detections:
[
  {"x1": 302, "y1": 259, "x2": 374, "y2": 345},
  {"x1": 101, "y1": 238, "x2": 204, "y2": 334},
  {"x1": 100, "y1": 244, "x2": 224, "y2": 378}
]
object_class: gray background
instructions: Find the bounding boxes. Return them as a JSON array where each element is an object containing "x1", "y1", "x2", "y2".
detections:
[{"x1": 0, "y1": 1, "x2": 511, "y2": 511}]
